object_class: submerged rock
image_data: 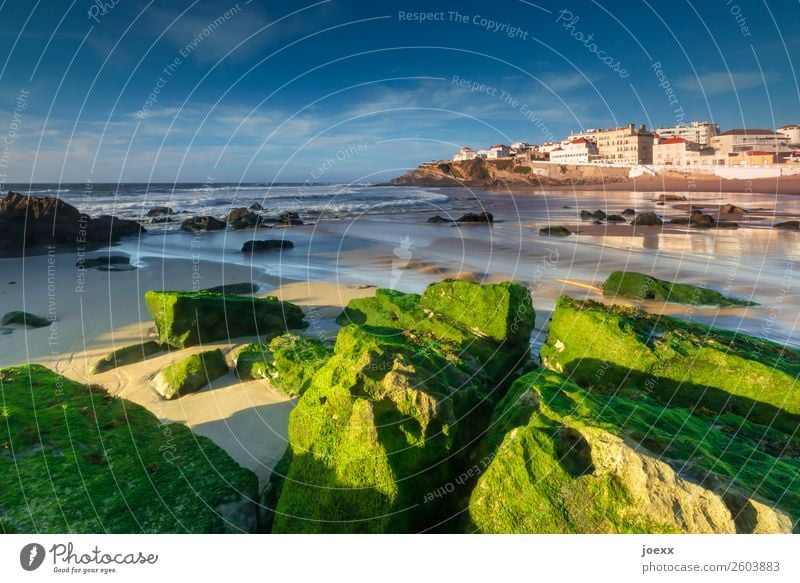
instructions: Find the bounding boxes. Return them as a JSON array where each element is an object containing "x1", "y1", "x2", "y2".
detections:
[
  {"x1": 0, "y1": 311, "x2": 50, "y2": 328},
  {"x1": 242, "y1": 240, "x2": 294, "y2": 253},
  {"x1": 601, "y1": 271, "x2": 754, "y2": 307},
  {"x1": 426, "y1": 215, "x2": 453, "y2": 224},
  {"x1": 0, "y1": 364, "x2": 258, "y2": 532},
  {"x1": 605, "y1": 214, "x2": 626, "y2": 223},
  {"x1": 631, "y1": 212, "x2": 662, "y2": 226},
  {"x1": 540, "y1": 295, "x2": 800, "y2": 435},
  {"x1": 621, "y1": 208, "x2": 636, "y2": 216},
  {"x1": 144, "y1": 289, "x2": 307, "y2": 348},
  {"x1": 153, "y1": 349, "x2": 229, "y2": 400},
  {"x1": 539, "y1": 226, "x2": 572, "y2": 237},
  {"x1": 268, "y1": 281, "x2": 535, "y2": 533},
  {"x1": 146, "y1": 206, "x2": 173, "y2": 217},
  {"x1": 775, "y1": 221, "x2": 800, "y2": 231},
  {"x1": 90, "y1": 341, "x2": 165, "y2": 374},
  {"x1": 236, "y1": 334, "x2": 333, "y2": 397},
  {"x1": 470, "y1": 370, "x2": 795, "y2": 533},
  {"x1": 456, "y1": 211, "x2": 493, "y2": 224},
  {"x1": 655, "y1": 194, "x2": 686, "y2": 201},
  {"x1": 80, "y1": 254, "x2": 131, "y2": 269},
  {"x1": 180, "y1": 215, "x2": 226, "y2": 232}
]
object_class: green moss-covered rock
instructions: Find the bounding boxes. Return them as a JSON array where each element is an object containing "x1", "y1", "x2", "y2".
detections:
[
  {"x1": 270, "y1": 282, "x2": 535, "y2": 533},
  {"x1": 153, "y1": 349, "x2": 229, "y2": 400},
  {"x1": 469, "y1": 370, "x2": 796, "y2": 533},
  {"x1": 144, "y1": 290, "x2": 307, "y2": 348},
  {"x1": 236, "y1": 334, "x2": 333, "y2": 397},
  {"x1": 602, "y1": 271, "x2": 755, "y2": 307},
  {"x1": 1, "y1": 311, "x2": 50, "y2": 328},
  {"x1": 540, "y1": 296, "x2": 800, "y2": 434},
  {"x1": 0, "y1": 365, "x2": 258, "y2": 533},
  {"x1": 418, "y1": 280, "x2": 534, "y2": 345},
  {"x1": 90, "y1": 341, "x2": 165, "y2": 374}
]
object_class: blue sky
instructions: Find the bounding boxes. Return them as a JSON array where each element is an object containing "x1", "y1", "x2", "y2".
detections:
[{"x1": 0, "y1": 0, "x2": 798, "y2": 183}]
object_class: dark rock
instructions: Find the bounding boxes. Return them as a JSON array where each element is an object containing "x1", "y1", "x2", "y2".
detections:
[
  {"x1": 720, "y1": 204, "x2": 748, "y2": 215},
  {"x1": 591, "y1": 210, "x2": 607, "y2": 220},
  {"x1": 774, "y1": 221, "x2": 800, "y2": 231},
  {"x1": 539, "y1": 226, "x2": 572, "y2": 237},
  {"x1": 631, "y1": 212, "x2": 663, "y2": 227},
  {"x1": 203, "y1": 283, "x2": 259, "y2": 294},
  {"x1": 691, "y1": 213, "x2": 716, "y2": 227},
  {"x1": 655, "y1": 194, "x2": 686, "y2": 201},
  {"x1": 181, "y1": 216, "x2": 227, "y2": 232},
  {"x1": 606, "y1": 215, "x2": 626, "y2": 223},
  {"x1": 1, "y1": 311, "x2": 50, "y2": 328},
  {"x1": 81, "y1": 255, "x2": 131, "y2": 269},
  {"x1": 249, "y1": 202, "x2": 264, "y2": 211},
  {"x1": 427, "y1": 215, "x2": 453, "y2": 224},
  {"x1": 456, "y1": 211, "x2": 494, "y2": 224},
  {"x1": 88, "y1": 215, "x2": 146, "y2": 241},
  {"x1": 278, "y1": 212, "x2": 303, "y2": 226},
  {"x1": 242, "y1": 240, "x2": 294, "y2": 253},
  {"x1": 579, "y1": 210, "x2": 594, "y2": 220},
  {"x1": 227, "y1": 207, "x2": 261, "y2": 230},
  {"x1": 97, "y1": 264, "x2": 138, "y2": 272},
  {"x1": 146, "y1": 206, "x2": 173, "y2": 217},
  {"x1": 149, "y1": 216, "x2": 174, "y2": 224},
  {"x1": 621, "y1": 208, "x2": 636, "y2": 216}
]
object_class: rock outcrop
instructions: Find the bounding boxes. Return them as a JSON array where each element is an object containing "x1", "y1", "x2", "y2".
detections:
[
  {"x1": 0, "y1": 365, "x2": 258, "y2": 532},
  {"x1": 470, "y1": 370, "x2": 795, "y2": 533},
  {"x1": 0, "y1": 192, "x2": 145, "y2": 256},
  {"x1": 144, "y1": 290, "x2": 307, "y2": 348},
  {"x1": 153, "y1": 349, "x2": 229, "y2": 399},
  {"x1": 267, "y1": 281, "x2": 535, "y2": 533},
  {"x1": 236, "y1": 334, "x2": 333, "y2": 397},
  {"x1": 242, "y1": 240, "x2": 294, "y2": 253},
  {"x1": 601, "y1": 271, "x2": 754, "y2": 307},
  {"x1": 180, "y1": 215, "x2": 226, "y2": 232}
]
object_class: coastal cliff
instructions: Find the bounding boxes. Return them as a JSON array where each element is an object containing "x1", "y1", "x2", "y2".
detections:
[{"x1": 389, "y1": 158, "x2": 631, "y2": 188}]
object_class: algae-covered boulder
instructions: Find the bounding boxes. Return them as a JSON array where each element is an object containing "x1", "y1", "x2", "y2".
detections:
[
  {"x1": 269, "y1": 281, "x2": 535, "y2": 533},
  {"x1": 91, "y1": 340, "x2": 165, "y2": 374},
  {"x1": 602, "y1": 271, "x2": 755, "y2": 307},
  {"x1": 418, "y1": 280, "x2": 534, "y2": 345},
  {"x1": 153, "y1": 349, "x2": 229, "y2": 400},
  {"x1": 540, "y1": 296, "x2": 800, "y2": 434},
  {"x1": 236, "y1": 334, "x2": 333, "y2": 397},
  {"x1": 1, "y1": 311, "x2": 50, "y2": 328},
  {"x1": 144, "y1": 290, "x2": 307, "y2": 348},
  {"x1": 470, "y1": 370, "x2": 796, "y2": 533},
  {"x1": 539, "y1": 226, "x2": 572, "y2": 237},
  {"x1": 0, "y1": 365, "x2": 258, "y2": 533}
]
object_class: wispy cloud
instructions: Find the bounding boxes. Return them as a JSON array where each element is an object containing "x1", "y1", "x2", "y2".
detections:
[{"x1": 676, "y1": 71, "x2": 778, "y2": 96}]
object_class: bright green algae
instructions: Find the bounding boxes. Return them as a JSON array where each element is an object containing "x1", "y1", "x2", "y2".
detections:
[
  {"x1": 540, "y1": 296, "x2": 800, "y2": 434},
  {"x1": 0, "y1": 365, "x2": 258, "y2": 533},
  {"x1": 236, "y1": 334, "x2": 333, "y2": 397},
  {"x1": 469, "y1": 370, "x2": 800, "y2": 533},
  {"x1": 268, "y1": 281, "x2": 535, "y2": 533},
  {"x1": 602, "y1": 271, "x2": 755, "y2": 307},
  {"x1": 154, "y1": 349, "x2": 229, "y2": 400},
  {"x1": 144, "y1": 290, "x2": 307, "y2": 348}
]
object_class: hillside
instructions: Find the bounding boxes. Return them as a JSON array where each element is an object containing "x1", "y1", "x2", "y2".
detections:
[{"x1": 389, "y1": 158, "x2": 632, "y2": 188}]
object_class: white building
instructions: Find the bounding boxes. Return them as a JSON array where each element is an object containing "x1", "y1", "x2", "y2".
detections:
[
  {"x1": 548, "y1": 138, "x2": 599, "y2": 164},
  {"x1": 654, "y1": 122, "x2": 719, "y2": 147},
  {"x1": 486, "y1": 144, "x2": 511, "y2": 158},
  {"x1": 653, "y1": 137, "x2": 701, "y2": 165},
  {"x1": 452, "y1": 146, "x2": 477, "y2": 162},
  {"x1": 778, "y1": 124, "x2": 800, "y2": 146}
]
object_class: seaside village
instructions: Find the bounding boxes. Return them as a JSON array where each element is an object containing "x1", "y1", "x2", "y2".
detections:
[{"x1": 451, "y1": 121, "x2": 800, "y2": 168}]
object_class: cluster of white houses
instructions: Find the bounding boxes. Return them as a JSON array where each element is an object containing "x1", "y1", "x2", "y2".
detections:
[{"x1": 453, "y1": 121, "x2": 800, "y2": 167}]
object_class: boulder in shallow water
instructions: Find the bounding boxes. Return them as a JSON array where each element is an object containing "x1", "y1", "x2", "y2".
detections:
[
  {"x1": 426, "y1": 215, "x2": 453, "y2": 224},
  {"x1": 774, "y1": 221, "x2": 800, "y2": 231},
  {"x1": 1, "y1": 311, "x2": 50, "y2": 328},
  {"x1": 180, "y1": 215, "x2": 227, "y2": 232},
  {"x1": 720, "y1": 204, "x2": 748, "y2": 215},
  {"x1": 80, "y1": 254, "x2": 130, "y2": 269},
  {"x1": 0, "y1": 364, "x2": 258, "y2": 532},
  {"x1": 621, "y1": 208, "x2": 636, "y2": 216},
  {"x1": 278, "y1": 211, "x2": 303, "y2": 226},
  {"x1": 455, "y1": 211, "x2": 493, "y2": 224},
  {"x1": 145, "y1": 289, "x2": 307, "y2": 348},
  {"x1": 146, "y1": 206, "x2": 173, "y2": 217},
  {"x1": 631, "y1": 212, "x2": 662, "y2": 226},
  {"x1": 227, "y1": 207, "x2": 261, "y2": 230},
  {"x1": 605, "y1": 214, "x2": 625, "y2": 223},
  {"x1": 242, "y1": 239, "x2": 293, "y2": 253},
  {"x1": 91, "y1": 340, "x2": 165, "y2": 374},
  {"x1": 153, "y1": 349, "x2": 229, "y2": 400},
  {"x1": 539, "y1": 226, "x2": 572, "y2": 237}
]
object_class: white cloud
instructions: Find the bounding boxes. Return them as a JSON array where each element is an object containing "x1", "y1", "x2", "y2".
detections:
[{"x1": 676, "y1": 71, "x2": 778, "y2": 96}]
